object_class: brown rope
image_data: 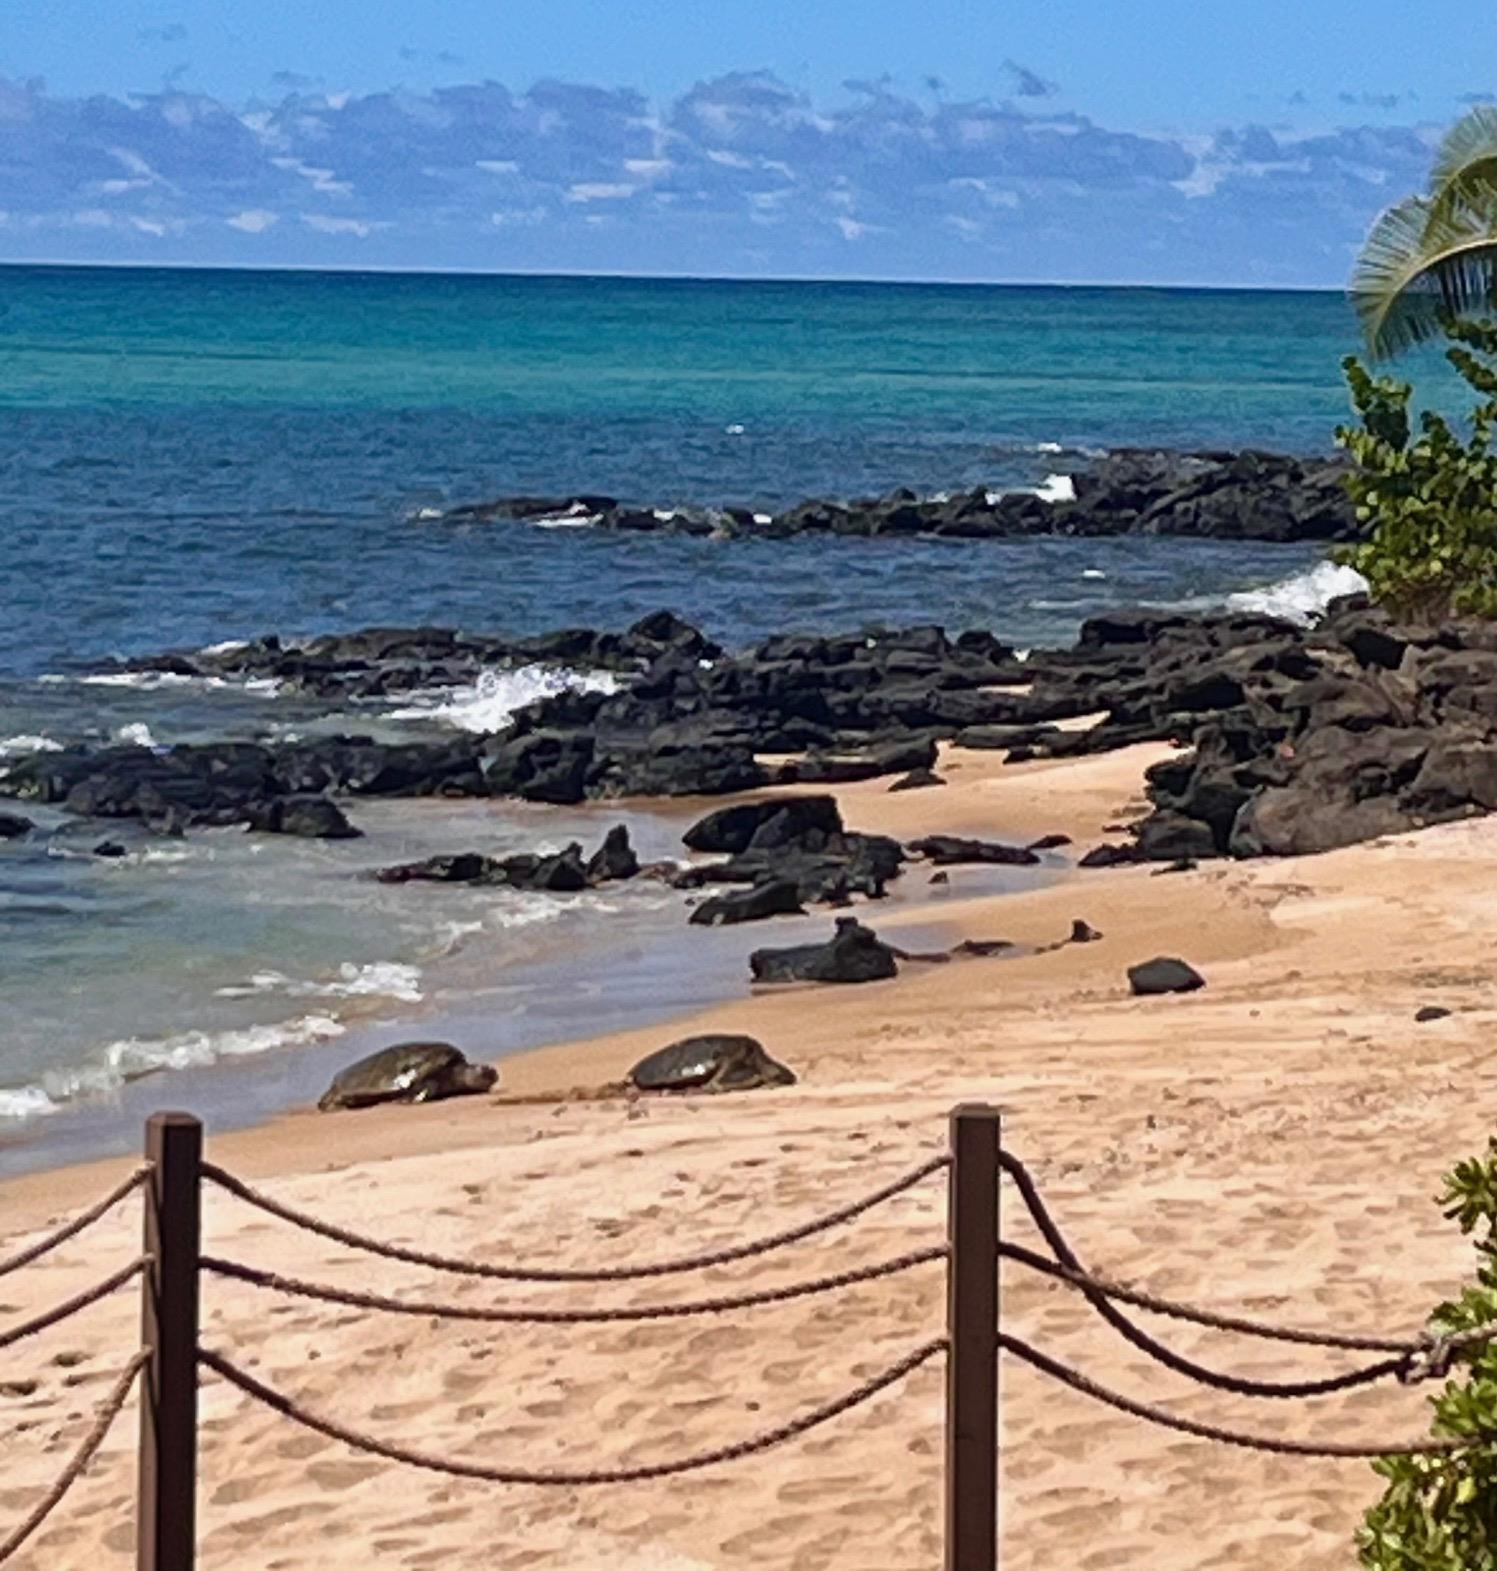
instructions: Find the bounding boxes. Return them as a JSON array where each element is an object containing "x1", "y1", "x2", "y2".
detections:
[
  {"x1": 0, "y1": 1168, "x2": 150, "y2": 1280},
  {"x1": 0, "y1": 1258, "x2": 147, "y2": 1352},
  {"x1": 202, "y1": 1245, "x2": 946, "y2": 1323},
  {"x1": 997, "y1": 1149, "x2": 1432, "y2": 1396},
  {"x1": 200, "y1": 1339, "x2": 946, "y2": 1484},
  {"x1": 998, "y1": 1332, "x2": 1468, "y2": 1458},
  {"x1": 0, "y1": 1349, "x2": 148, "y2": 1566},
  {"x1": 201, "y1": 1153, "x2": 948, "y2": 1282},
  {"x1": 997, "y1": 1237, "x2": 1412, "y2": 1355}
]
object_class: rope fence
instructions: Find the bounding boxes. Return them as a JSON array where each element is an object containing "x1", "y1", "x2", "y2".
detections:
[{"x1": 1, "y1": 1103, "x2": 1494, "y2": 1571}]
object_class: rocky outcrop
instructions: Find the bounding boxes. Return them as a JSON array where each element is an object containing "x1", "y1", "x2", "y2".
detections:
[
  {"x1": 375, "y1": 826, "x2": 638, "y2": 891},
  {"x1": 749, "y1": 917, "x2": 901, "y2": 984},
  {"x1": 429, "y1": 449, "x2": 1356, "y2": 545},
  {"x1": 677, "y1": 795, "x2": 906, "y2": 912}
]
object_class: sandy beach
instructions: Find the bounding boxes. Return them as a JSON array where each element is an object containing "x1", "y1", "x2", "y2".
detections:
[{"x1": 4, "y1": 739, "x2": 1494, "y2": 1570}]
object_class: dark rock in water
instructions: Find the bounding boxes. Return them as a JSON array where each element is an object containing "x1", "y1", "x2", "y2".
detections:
[
  {"x1": 435, "y1": 449, "x2": 1357, "y2": 545},
  {"x1": 793, "y1": 736, "x2": 938, "y2": 784},
  {"x1": 629, "y1": 1034, "x2": 795, "y2": 1093},
  {"x1": 1415, "y1": 1005, "x2": 1452, "y2": 1023},
  {"x1": 585, "y1": 825, "x2": 639, "y2": 884},
  {"x1": 1069, "y1": 920, "x2": 1103, "y2": 943},
  {"x1": 318, "y1": 1042, "x2": 497, "y2": 1111},
  {"x1": 0, "y1": 812, "x2": 33, "y2": 840},
  {"x1": 888, "y1": 768, "x2": 946, "y2": 792},
  {"x1": 246, "y1": 796, "x2": 361, "y2": 840},
  {"x1": 929, "y1": 870, "x2": 950, "y2": 886},
  {"x1": 689, "y1": 879, "x2": 804, "y2": 926},
  {"x1": 375, "y1": 853, "x2": 490, "y2": 885},
  {"x1": 1028, "y1": 833, "x2": 1073, "y2": 851},
  {"x1": 750, "y1": 916, "x2": 900, "y2": 984},
  {"x1": 93, "y1": 840, "x2": 128, "y2": 858},
  {"x1": 1079, "y1": 844, "x2": 1139, "y2": 869},
  {"x1": 908, "y1": 834, "x2": 1040, "y2": 867},
  {"x1": 1128, "y1": 957, "x2": 1205, "y2": 996},
  {"x1": 683, "y1": 796, "x2": 842, "y2": 854},
  {"x1": 493, "y1": 843, "x2": 590, "y2": 892}
]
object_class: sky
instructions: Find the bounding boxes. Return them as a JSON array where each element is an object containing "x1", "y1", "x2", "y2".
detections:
[{"x1": 0, "y1": 0, "x2": 1491, "y2": 284}]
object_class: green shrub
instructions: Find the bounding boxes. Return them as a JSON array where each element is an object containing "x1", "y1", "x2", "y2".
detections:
[
  {"x1": 1335, "y1": 318, "x2": 1497, "y2": 622},
  {"x1": 1358, "y1": 1138, "x2": 1497, "y2": 1568}
]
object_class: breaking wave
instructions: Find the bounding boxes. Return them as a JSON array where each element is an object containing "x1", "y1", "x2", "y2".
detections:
[
  {"x1": 1227, "y1": 560, "x2": 1368, "y2": 626},
  {"x1": 384, "y1": 664, "x2": 619, "y2": 733}
]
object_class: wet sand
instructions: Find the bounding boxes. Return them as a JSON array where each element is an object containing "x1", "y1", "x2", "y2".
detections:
[{"x1": 3, "y1": 741, "x2": 1495, "y2": 1569}]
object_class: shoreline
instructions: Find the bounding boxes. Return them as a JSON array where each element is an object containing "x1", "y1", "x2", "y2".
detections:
[
  {"x1": 9, "y1": 738, "x2": 1497, "y2": 1566},
  {"x1": 0, "y1": 740, "x2": 1148, "y2": 1210}
]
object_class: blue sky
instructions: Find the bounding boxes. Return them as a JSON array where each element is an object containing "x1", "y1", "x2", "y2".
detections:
[{"x1": 0, "y1": 0, "x2": 1490, "y2": 282}]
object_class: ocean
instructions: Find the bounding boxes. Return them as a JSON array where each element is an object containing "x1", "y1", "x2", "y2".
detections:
[{"x1": 0, "y1": 265, "x2": 1439, "y2": 1166}]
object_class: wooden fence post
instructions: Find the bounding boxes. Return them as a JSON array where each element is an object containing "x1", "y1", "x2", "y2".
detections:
[
  {"x1": 138, "y1": 1112, "x2": 202, "y2": 1571},
  {"x1": 945, "y1": 1103, "x2": 1000, "y2": 1571}
]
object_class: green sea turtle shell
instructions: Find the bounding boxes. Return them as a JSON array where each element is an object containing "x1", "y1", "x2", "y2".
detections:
[
  {"x1": 318, "y1": 1042, "x2": 493, "y2": 1110},
  {"x1": 629, "y1": 1034, "x2": 796, "y2": 1093}
]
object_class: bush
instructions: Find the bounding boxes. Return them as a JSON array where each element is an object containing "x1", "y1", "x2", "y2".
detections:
[
  {"x1": 1358, "y1": 1139, "x2": 1497, "y2": 1569},
  {"x1": 1335, "y1": 318, "x2": 1497, "y2": 622}
]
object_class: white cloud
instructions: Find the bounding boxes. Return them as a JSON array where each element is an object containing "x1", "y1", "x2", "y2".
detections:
[
  {"x1": 564, "y1": 181, "x2": 636, "y2": 203},
  {"x1": 227, "y1": 208, "x2": 278, "y2": 232},
  {"x1": 301, "y1": 214, "x2": 383, "y2": 236},
  {"x1": 270, "y1": 156, "x2": 352, "y2": 196}
]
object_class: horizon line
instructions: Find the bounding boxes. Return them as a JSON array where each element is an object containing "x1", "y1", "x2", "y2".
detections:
[{"x1": 0, "y1": 256, "x2": 1349, "y2": 295}]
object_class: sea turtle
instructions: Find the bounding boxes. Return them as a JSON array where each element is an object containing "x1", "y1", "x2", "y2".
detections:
[
  {"x1": 628, "y1": 1034, "x2": 796, "y2": 1095},
  {"x1": 317, "y1": 1042, "x2": 497, "y2": 1112}
]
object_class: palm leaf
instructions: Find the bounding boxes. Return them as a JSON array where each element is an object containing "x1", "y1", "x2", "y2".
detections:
[
  {"x1": 1351, "y1": 194, "x2": 1497, "y2": 357},
  {"x1": 1427, "y1": 104, "x2": 1497, "y2": 225}
]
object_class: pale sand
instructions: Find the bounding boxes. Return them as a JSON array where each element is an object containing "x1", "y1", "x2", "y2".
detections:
[{"x1": 5, "y1": 742, "x2": 1497, "y2": 1569}]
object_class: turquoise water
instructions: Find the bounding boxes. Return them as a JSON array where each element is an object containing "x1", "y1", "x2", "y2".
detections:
[{"x1": 0, "y1": 265, "x2": 1435, "y2": 1159}]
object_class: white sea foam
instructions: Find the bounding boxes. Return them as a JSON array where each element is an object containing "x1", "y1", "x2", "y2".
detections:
[
  {"x1": 413, "y1": 506, "x2": 444, "y2": 521},
  {"x1": 0, "y1": 1087, "x2": 60, "y2": 1121},
  {"x1": 532, "y1": 511, "x2": 602, "y2": 530},
  {"x1": 1034, "y1": 472, "x2": 1076, "y2": 504},
  {"x1": 385, "y1": 664, "x2": 619, "y2": 734},
  {"x1": 199, "y1": 638, "x2": 248, "y2": 656},
  {"x1": 0, "y1": 1013, "x2": 347, "y2": 1120},
  {"x1": 216, "y1": 961, "x2": 423, "y2": 1003},
  {"x1": 725, "y1": 423, "x2": 746, "y2": 434},
  {"x1": 754, "y1": 512, "x2": 772, "y2": 524},
  {"x1": 113, "y1": 722, "x2": 158, "y2": 748},
  {"x1": 1031, "y1": 441, "x2": 1065, "y2": 454},
  {"x1": 83, "y1": 670, "x2": 211, "y2": 690},
  {"x1": 69, "y1": 669, "x2": 281, "y2": 698},
  {"x1": 1227, "y1": 560, "x2": 1369, "y2": 626},
  {"x1": 1081, "y1": 568, "x2": 1107, "y2": 580},
  {"x1": 0, "y1": 733, "x2": 62, "y2": 758}
]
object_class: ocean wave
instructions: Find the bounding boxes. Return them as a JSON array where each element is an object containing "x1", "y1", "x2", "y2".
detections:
[
  {"x1": 114, "y1": 721, "x2": 158, "y2": 748},
  {"x1": 0, "y1": 1012, "x2": 346, "y2": 1121},
  {"x1": 67, "y1": 669, "x2": 282, "y2": 697},
  {"x1": 215, "y1": 960, "x2": 423, "y2": 1003},
  {"x1": 532, "y1": 511, "x2": 603, "y2": 529},
  {"x1": 384, "y1": 664, "x2": 619, "y2": 734},
  {"x1": 1034, "y1": 472, "x2": 1076, "y2": 504},
  {"x1": 1227, "y1": 560, "x2": 1368, "y2": 626},
  {"x1": 0, "y1": 733, "x2": 62, "y2": 758}
]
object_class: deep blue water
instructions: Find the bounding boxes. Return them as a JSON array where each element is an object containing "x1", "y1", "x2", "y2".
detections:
[
  {"x1": 0, "y1": 265, "x2": 1433, "y2": 1158},
  {"x1": 1, "y1": 265, "x2": 1450, "y2": 680}
]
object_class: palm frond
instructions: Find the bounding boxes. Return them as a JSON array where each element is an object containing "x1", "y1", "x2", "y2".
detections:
[
  {"x1": 1427, "y1": 105, "x2": 1497, "y2": 228},
  {"x1": 1351, "y1": 194, "x2": 1497, "y2": 357}
]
